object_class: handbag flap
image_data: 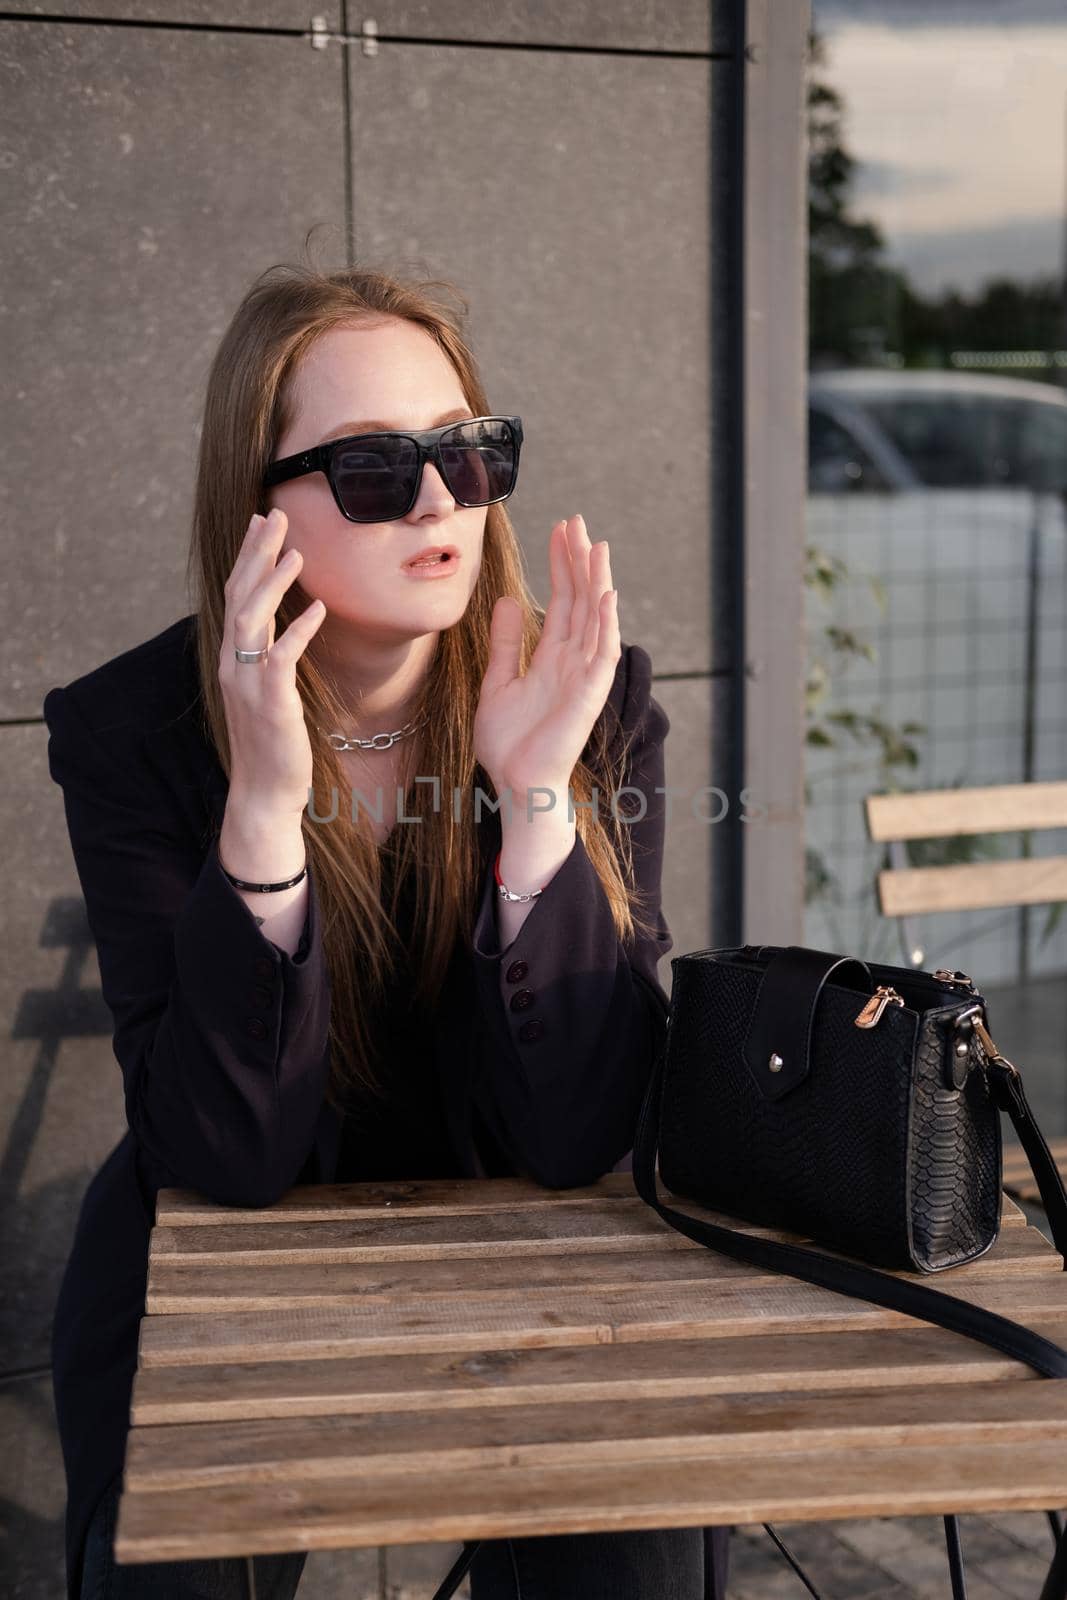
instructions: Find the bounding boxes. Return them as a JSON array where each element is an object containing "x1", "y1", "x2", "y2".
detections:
[{"x1": 741, "y1": 945, "x2": 874, "y2": 1101}]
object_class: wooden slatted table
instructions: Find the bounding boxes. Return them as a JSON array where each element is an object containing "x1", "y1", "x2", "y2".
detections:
[{"x1": 114, "y1": 1173, "x2": 1067, "y2": 1592}]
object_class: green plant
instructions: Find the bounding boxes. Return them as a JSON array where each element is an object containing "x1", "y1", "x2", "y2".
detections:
[
  {"x1": 802, "y1": 545, "x2": 1063, "y2": 951},
  {"x1": 803, "y1": 541, "x2": 928, "y2": 915}
]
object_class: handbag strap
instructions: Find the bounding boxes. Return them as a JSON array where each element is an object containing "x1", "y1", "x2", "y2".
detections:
[{"x1": 632, "y1": 1016, "x2": 1067, "y2": 1379}]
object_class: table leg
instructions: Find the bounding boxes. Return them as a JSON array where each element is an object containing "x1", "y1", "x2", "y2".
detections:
[
  {"x1": 243, "y1": 1554, "x2": 258, "y2": 1600},
  {"x1": 431, "y1": 1539, "x2": 482, "y2": 1600},
  {"x1": 760, "y1": 1525, "x2": 822, "y2": 1596},
  {"x1": 943, "y1": 1516, "x2": 967, "y2": 1600}
]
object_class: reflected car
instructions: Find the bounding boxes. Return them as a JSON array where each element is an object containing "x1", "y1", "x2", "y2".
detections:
[{"x1": 808, "y1": 369, "x2": 1067, "y2": 494}]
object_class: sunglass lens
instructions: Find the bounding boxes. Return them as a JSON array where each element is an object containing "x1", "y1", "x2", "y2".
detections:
[
  {"x1": 439, "y1": 419, "x2": 517, "y2": 506},
  {"x1": 333, "y1": 435, "x2": 419, "y2": 520}
]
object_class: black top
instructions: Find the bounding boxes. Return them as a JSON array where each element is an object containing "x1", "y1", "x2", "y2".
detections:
[{"x1": 333, "y1": 848, "x2": 494, "y2": 1182}]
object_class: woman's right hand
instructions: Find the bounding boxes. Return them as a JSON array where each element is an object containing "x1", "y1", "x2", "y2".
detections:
[{"x1": 218, "y1": 507, "x2": 327, "y2": 821}]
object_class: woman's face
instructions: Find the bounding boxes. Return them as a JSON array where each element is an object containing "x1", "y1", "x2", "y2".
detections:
[{"x1": 266, "y1": 318, "x2": 489, "y2": 643}]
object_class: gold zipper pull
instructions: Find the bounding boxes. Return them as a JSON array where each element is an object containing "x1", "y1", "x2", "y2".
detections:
[
  {"x1": 854, "y1": 985, "x2": 905, "y2": 1028},
  {"x1": 933, "y1": 968, "x2": 977, "y2": 992}
]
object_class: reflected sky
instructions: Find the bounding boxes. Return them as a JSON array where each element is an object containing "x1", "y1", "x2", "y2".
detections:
[
  {"x1": 814, "y1": 2, "x2": 1067, "y2": 294},
  {"x1": 817, "y1": 0, "x2": 1067, "y2": 26}
]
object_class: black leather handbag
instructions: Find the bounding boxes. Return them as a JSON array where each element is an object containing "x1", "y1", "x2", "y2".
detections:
[{"x1": 630, "y1": 943, "x2": 1067, "y2": 1600}]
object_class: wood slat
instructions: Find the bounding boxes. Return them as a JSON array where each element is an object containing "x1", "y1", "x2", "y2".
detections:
[
  {"x1": 154, "y1": 1176, "x2": 1031, "y2": 1229},
  {"x1": 122, "y1": 1378, "x2": 1067, "y2": 1492},
  {"x1": 1003, "y1": 1139, "x2": 1067, "y2": 1206},
  {"x1": 144, "y1": 1228, "x2": 1061, "y2": 1316},
  {"x1": 169, "y1": 1173, "x2": 1025, "y2": 1229},
  {"x1": 149, "y1": 1206, "x2": 719, "y2": 1262},
  {"x1": 1003, "y1": 1141, "x2": 1067, "y2": 1180},
  {"x1": 146, "y1": 1195, "x2": 1031, "y2": 1267},
  {"x1": 146, "y1": 1190, "x2": 1031, "y2": 1284},
  {"x1": 130, "y1": 1316, "x2": 1067, "y2": 1425},
  {"x1": 1006, "y1": 1179, "x2": 1062, "y2": 1207},
  {"x1": 135, "y1": 1273, "x2": 1067, "y2": 1367},
  {"x1": 877, "y1": 856, "x2": 1067, "y2": 915},
  {"x1": 865, "y1": 781, "x2": 1067, "y2": 842},
  {"x1": 155, "y1": 1172, "x2": 650, "y2": 1225},
  {"x1": 112, "y1": 1441, "x2": 1067, "y2": 1563}
]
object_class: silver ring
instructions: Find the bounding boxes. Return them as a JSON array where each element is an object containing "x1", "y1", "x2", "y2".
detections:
[{"x1": 235, "y1": 646, "x2": 269, "y2": 664}]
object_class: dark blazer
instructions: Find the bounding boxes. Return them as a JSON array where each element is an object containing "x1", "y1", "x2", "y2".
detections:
[{"x1": 42, "y1": 612, "x2": 673, "y2": 1600}]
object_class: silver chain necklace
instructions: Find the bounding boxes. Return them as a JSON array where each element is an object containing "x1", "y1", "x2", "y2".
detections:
[{"x1": 323, "y1": 717, "x2": 426, "y2": 753}]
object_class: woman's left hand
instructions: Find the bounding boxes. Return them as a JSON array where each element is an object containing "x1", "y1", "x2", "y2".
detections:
[{"x1": 474, "y1": 513, "x2": 621, "y2": 811}]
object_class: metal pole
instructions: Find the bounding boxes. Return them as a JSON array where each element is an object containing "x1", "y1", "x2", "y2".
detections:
[
  {"x1": 1017, "y1": 489, "x2": 1041, "y2": 988},
  {"x1": 708, "y1": 0, "x2": 747, "y2": 947}
]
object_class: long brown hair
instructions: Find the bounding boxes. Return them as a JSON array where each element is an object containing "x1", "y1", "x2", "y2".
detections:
[{"x1": 187, "y1": 255, "x2": 658, "y2": 1115}]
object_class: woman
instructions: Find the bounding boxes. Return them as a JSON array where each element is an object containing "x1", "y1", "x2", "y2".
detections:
[{"x1": 44, "y1": 261, "x2": 731, "y2": 1598}]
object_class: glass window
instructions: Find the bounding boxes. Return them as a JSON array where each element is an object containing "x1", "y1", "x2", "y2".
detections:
[
  {"x1": 1020, "y1": 401, "x2": 1067, "y2": 491},
  {"x1": 860, "y1": 396, "x2": 1015, "y2": 487},
  {"x1": 804, "y1": 3, "x2": 1067, "y2": 1000},
  {"x1": 809, "y1": 405, "x2": 890, "y2": 491}
]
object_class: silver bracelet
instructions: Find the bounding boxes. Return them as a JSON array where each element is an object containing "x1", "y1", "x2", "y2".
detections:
[
  {"x1": 496, "y1": 882, "x2": 544, "y2": 903},
  {"x1": 494, "y1": 851, "x2": 544, "y2": 903}
]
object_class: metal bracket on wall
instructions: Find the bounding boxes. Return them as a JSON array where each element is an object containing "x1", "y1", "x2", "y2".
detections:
[{"x1": 306, "y1": 16, "x2": 379, "y2": 54}]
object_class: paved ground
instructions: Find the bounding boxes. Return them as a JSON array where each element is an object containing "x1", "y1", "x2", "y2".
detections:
[{"x1": 5, "y1": 973, "x2": 1064, "y2": 1597}]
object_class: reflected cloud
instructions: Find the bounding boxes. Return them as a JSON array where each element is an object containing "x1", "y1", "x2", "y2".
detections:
[
  {"x1": 886, "y1": 215, "x2": 1065, "y2": 295},
  {"x1": 853, "y1": 157, "x2": 956, "y2": 199},
  {"x1": 814, "y1": 16, "x2": 1067, "y2": 294}
]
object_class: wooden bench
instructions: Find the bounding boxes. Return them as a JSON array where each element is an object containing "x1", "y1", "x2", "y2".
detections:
[
  {"x1": 864, "y1": 779, "x2": 1067, "y2": 962},
  {"x1": 1003, "y1": 1140, "x2": 1067, "y2": 1208},
  {"x1": 865, "y1": 780, "x2": 1067, "y2": 1212}
]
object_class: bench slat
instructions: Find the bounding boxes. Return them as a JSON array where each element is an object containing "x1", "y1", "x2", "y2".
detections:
[
  {"x1": 866, "y1": 782, "x2": 1067, "y2": 841},
  {"x1": 877, "y1": 856, "x2": 1067, "y2": 914},
  {"x1": 1002, "y1": 1138, "x2": 1067, "y2": 1206},
  {"x1": 1002, "y1": 1139, "x2": 1067, "y2": 1182}
]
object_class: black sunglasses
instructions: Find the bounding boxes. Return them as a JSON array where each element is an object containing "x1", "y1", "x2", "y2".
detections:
[{"x1": 262, "y1": 414, "x2": 523, "y2": 524}]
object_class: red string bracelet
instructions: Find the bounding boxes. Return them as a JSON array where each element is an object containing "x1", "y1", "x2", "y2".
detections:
[{"x1": 494, "y1": 850, "x2": 544, "y2": 903}]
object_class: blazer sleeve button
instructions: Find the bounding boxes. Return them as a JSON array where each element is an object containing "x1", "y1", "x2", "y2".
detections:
[
  {"x1": 505, "y1": 960, "x2": 528, "y2": 983},
  {"x1": 245, "y1": 1017, "x2": 268, "y2": 1041},
  {"x1": 253, "y1": 957, "x2": 274, "y2": 979},
  {"x1": 518, "y1": 1018, "x2": 545, "y2": 1043},
  {"x1": 509, "y1": 988, "x2": 535, "y2": 1012}
]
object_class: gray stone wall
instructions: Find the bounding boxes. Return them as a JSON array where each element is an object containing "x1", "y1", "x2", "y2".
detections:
[{"x1": 2, "y1": 4, "x2": 808, "y2": 1594}]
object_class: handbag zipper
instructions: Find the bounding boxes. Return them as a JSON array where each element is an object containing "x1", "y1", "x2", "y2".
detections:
[
  {"x1": 854, "y1": 985, "x2": 906, "y2": 1028},
  {"x1": 731, "y1": 948, "x2": 982, "y2": 1007},
  {"x1": 931, "y1": 967, "x2": 978, "y2": 993},
  {"x1": 734, "y1": 947, "x2": 978, "y2": 996}
]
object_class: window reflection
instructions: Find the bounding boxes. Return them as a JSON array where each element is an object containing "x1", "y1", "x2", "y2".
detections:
[{"x1": 803, "y1": 4, "x2": 1067, "y2": 1014}]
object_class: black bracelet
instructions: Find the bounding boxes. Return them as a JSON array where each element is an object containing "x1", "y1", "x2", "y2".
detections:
[{"x1": 220, "y1": 860, "x2": 308, "y2": 894}]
